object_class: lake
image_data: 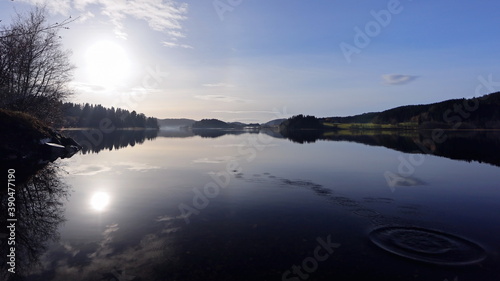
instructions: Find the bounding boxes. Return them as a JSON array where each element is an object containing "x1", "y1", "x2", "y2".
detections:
[{"x1": 4, "y1": 129, "x2": 500, "y2": 281}]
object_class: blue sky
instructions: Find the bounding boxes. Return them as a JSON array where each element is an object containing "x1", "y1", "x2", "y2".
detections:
[{"x1": 2, "y1": 0, "x2": 500, "y2": 122}]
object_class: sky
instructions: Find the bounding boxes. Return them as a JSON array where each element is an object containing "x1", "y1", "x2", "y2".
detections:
[{"x1": 1, "y1": 0, "x2": 500, "y2": 122}]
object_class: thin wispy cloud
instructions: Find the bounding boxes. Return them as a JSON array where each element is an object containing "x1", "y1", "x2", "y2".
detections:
[
  {"x1": 69, "y1": 81, "x2": 107, "y2": 93},
  {"x1": 202, "y1": 83, "x2": 235, "y2": 88},
  {"x1": 75, "y1": 0, "x2": 188, "y2": 39},
  {"x1": 382, "y1": 74, "x2": 419, "y2": 85},
  {"x1": 17, "y1": 0, "x2": 72, "y2": 15},
  {"x1": 40, "y1": 220, "x2": 183, "y2": 281},
  {"x1": 167, "y1": 30, "x2": 185, "y2": 38},
  {"x1": 162, "y1": 41, "x2": 193, "y2": 49},
  {"x1": 213, "y1": 110, "x2": 280, "y2": 114},
  {"x1": 117, "y1": 162, "x2": 161, "y2": 172},
  {"x1": 194, "y1": 95, "x2": 253, "y2": 103},
  {"x1": 76, "y1": 10, "x2": 95, "y2": 23},
  {"x1": 66, "y1": 162, "x2": 161, "y2": 176},
  {"x1": 19, "y1": 0, "x2": 189, "y2": 41},
  {"x1": 69, "y1": 164, "x2": 112, "y2": 176},
  {"x1": 192, "y1": 156, "x2": 235, "y2": 164}
]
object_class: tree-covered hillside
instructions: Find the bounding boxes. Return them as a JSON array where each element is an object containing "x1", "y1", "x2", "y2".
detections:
[
  {"x1": 322, "y1": 92, "x2": 500, "y2": 129},
  {"x1": 192, "y1": 119, "x2": 233, "y2": 129},
  {"x1": 279, "y1": 115, "x2": 324, "y2": 131},
  {"x1": 61, "y1": 103, "x2": 159, "y2": 129}
]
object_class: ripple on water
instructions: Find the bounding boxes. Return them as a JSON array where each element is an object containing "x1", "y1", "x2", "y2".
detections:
[{"x1": 369, "y1": 226, "x2": 487, "y2": 266}]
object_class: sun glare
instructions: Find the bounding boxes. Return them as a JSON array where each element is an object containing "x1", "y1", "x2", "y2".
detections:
[
  {"x1": 85, "y1": 41, "x2": 131, "y2": 89},
  {"x1": 90, "y1": 192, "x2": 111, "y2": 212}
]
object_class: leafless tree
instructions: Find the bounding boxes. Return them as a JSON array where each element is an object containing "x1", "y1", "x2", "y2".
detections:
[{"x1": 0, "y1": 7, "x2": 75, "y2": 124}]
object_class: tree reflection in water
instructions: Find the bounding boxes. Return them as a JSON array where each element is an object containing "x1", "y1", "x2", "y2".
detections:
[
  {"x1": 281, "y1": 130, "x2": 500, "y2": 167},
  {"x1": 63, "y1": 129, "x2": 158, "y2": 154},
  {"x1": 1, "y1": 163, "x2": 69, "y2": 280}
]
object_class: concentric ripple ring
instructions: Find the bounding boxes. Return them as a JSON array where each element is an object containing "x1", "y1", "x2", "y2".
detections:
[{"x1": 369, "y1": 226, "x2": 486, "y2": 265}]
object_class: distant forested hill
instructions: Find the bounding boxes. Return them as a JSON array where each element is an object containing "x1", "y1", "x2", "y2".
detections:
[
  {"x1": 192, "y1": 119, "x2": 234, "y2": 129},
  {"x1": 279, "y1": 115, "x2": 323, "y2": 131},
  {"x1": 158, "y1": 118, "x2": 196, "y2": 128},
  {"x1": 61, "y1": 103, "x2": 159, "y2": 129},
  {"x1": 191, "y1": 119, "x2": 260, "y2": 129},
  {"x1": 322, "y1": 92, "x2": 500, "y2": 129},
  {"x1": 263, "y1": 119, "x2": 287, "y2": 127}
]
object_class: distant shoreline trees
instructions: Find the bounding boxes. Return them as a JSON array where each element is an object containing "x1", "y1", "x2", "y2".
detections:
[
  {"x1": 279, "y1": 115, "x2": 324, "y2": 131},
  {"x1": 280, "y1": 92, "x2": 500, "y2": 131},
  {"x1": 192, "y1": 119, "x2": 233, "y2": 129},
  {"x1": 61, "y1": 103, "x2": 159, "y2": 129}
]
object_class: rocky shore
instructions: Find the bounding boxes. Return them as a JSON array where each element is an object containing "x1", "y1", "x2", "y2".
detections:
[{"x1": 0, "y1": 109, "x2": 81, "y2": 167}]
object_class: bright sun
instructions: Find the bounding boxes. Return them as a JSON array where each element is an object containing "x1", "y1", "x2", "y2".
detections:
[
  {"x1": 90, "y1": 192, "x2": 111, "y2": 212},
  {"x1": 85, "y1": 41, "x2": 131, "y2": 89}
]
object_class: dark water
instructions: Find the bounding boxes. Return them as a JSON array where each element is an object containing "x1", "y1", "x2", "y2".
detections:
[{"x1": 2, "y1": 130, "x2": 500, "y2": 281}]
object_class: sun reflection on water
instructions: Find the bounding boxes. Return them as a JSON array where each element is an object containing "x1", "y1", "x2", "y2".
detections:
[{"x1": 90, "y1": 192, "x2": 111, "y2": 212}]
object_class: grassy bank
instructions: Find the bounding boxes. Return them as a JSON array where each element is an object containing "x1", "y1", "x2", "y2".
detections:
[
  {"x1": 0, "y1": 109, "x2": 53, "y2": 138},
  {"x1": 1, "y1": 109, "x2": 80, "y2": 161},
  {"x1": 323, "y1": 122, "x2": 419, "y2": 130}
]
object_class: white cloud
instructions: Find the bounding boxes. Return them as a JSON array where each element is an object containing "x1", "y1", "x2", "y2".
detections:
[
  {"x1": 382, "y1": 74, "x2": 419, "y2": 85},
  {"x1": 75, "y1": 0, "x2": 188, "y2": 39},
  {"x1": 76, "y1": 10, "x2": 95, "y2": 22},
  {"x1": 117, "y1": 161, "x2": 161, "y2": 172},
  {"x1": 202, "y1": 82, "x2": 235, "y2": 88},
  {"x1": 18, "y1": 0, "x2": 189, "y2": 41},
  {"x1": 212, "y1": 110, "x2": 280, "y2": 114},
  {"x1": 17, "y1": 0, "x2": 72, "y2": 15},
  {"x1": 66, "y1": 162, "x2": 161, "y2": 176},
  {"x1": 39, "y1": 219, "x2": 183, "y2": 281},
  {"x1": 194, "y1": 94, "x2": 253, "y2": 103},
  {"x1": 167, "y1": 30, "x2": 185, "y2": 38},
  {"x1": 162, "y1": 41, "x2": 193, "y2": 49},
  {"x1": 69, "y1": 81, "x2": 107, "y2": 93},
  {"x1": 156, "y1": 215, "x2": 176, "y2": 222},
  {"x1": 192, "y1": 156, "x2": 234, "y2": 164},
  {"x1": 69, "y1": 164, "x2": 112, "y2": 176}
]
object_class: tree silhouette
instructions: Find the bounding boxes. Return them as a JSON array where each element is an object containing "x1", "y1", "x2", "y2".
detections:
[
  {"x1": 61, "y1": 102, "x2": 159, "y2": 129},
  {"x1": 0, "y1": 163, "x2": 69, "y2": 279},
  {"x1": 0, "y1": 7, "x2": 74, "y2": 124}
]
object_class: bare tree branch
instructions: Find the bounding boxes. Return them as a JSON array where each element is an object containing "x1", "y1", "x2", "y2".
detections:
[
  {"x1": 0, "y1": 7, "x2": 75, "y2": 124},
  {"x1": 0, "y1": 13, "x2": 78, "y2": 39}
]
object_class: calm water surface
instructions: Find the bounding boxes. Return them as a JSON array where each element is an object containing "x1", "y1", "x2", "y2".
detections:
[{"x1": 16, "y1": 131, "x2": 500, "y2": 280}]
